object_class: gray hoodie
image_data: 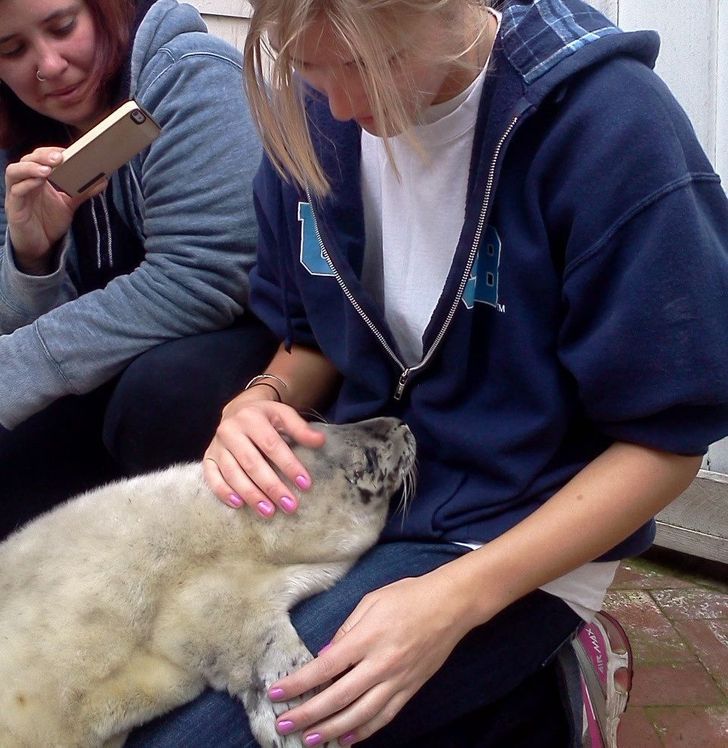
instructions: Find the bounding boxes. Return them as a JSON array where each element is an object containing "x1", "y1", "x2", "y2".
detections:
[{"x1": 0, "y1": 0, "x2": 261, "y2": 429}]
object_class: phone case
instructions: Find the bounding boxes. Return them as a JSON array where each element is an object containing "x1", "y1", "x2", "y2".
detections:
[{"x1": 49, "y1": 101, "x2": 161, "y2": 196}]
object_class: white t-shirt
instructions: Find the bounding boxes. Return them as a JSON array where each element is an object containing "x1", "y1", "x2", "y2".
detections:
[
  {"x1": 360, "y1": 8, "x2": 617, "y2": 620},
  {"x1": 361, "y1": 47, "x2": 485, "y2": 364}
]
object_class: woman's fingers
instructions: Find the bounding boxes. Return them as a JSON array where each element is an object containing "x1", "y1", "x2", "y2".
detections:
[
  {"x1": 205, "y1": 399, "x2": 326, "y2": 513},
  {"x1": 18, "y1": 146, "x2": 64, "y2": 165},
  {"x1": 272, "y1": 652, "x2": 411, "y2": 745},
  {"x1": 218, "y1": 411, "x2": 304, "y2": 505},
  {"x1": 202, "y1": 450, "x2": 247, "y2": 511},
  {"x1": 5, "y1": 160, "x2": 52, "y2": 183},
  {"x1": 7, "y1": 148, "x2": 63, "y2": 186},
  {"x1": 269, "y1": 407, "x2": 327, "y2": 450},
  {"x1": 204, "y1": 440, "x2": 280, "y2": 515},
  {"x1": 6, "y1": 176, "x2": 49, "y2": 200},
  {"x1": 225, "y1": 432, "x2": 299, "y2": 515},
  {"x1": 204, "y1": 447, "x2": 281, "y2": 517},
  {"x1": 303, "y1": 685, "x2": 410, "y2": 746}
]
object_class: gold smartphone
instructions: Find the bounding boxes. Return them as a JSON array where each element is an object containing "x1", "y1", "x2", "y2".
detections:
[{"x1": 49, "y1": 100, "x2": 161, "y2": 196}]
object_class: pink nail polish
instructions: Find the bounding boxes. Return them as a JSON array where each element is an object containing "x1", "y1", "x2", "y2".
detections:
[
  {"x1": 277, "y1": 719, "x2": 295, "y2": 735},
  {"x1": 340, "y1": 732, "x2": 356, "y2": 745},
  {"x1": 268, "y1": 686, "x2": 285, "y2": 699},
  {"x1": 295, "y1": 475, "x2": 311, "y2": 490},
  {"x1": 305, "y1": 734, "x2": 322, "y2": 746},
  {"x1": 280, "y1": 496, "x2": 297, "y2": 513},
  {"x1": 229, "y1": 493, "x2": 242, "y2": 508},
  {"x1": 257, "y1": 500, "x2": 275, "y2": 517}
]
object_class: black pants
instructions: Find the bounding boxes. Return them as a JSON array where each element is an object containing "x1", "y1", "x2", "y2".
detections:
[{"x1": 0, "y1": 315, "x2": 277, "y2": 539}]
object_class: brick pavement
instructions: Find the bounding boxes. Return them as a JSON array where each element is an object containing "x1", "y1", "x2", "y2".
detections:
[{"x1": 604, "y1": 549, "x2": 728, "y2": 747}]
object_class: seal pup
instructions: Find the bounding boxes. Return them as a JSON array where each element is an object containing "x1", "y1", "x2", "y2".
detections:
[{"x1": 0, "y1": 417, "x2": 416, "y2": 748}]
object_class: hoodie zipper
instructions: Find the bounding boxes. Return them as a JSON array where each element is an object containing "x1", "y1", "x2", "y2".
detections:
[
  {"x1": 99, "y1": 192, "x2": 113, "y2": 268},
  {"x1": 89, "y1": 196, "x2": 102, "y2": 269},
  {"x1": 305, "y1": 187, "x2": 406, "y2": 375},
  {"x1": 89, "y1": 193, "x2": 113, "y2": 270},
  {"x1": 306, "y1": 114, "x2": 520, "y2": 401}
]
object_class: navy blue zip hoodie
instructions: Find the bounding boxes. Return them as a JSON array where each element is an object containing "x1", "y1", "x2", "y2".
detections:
[{"x1": 250, "y1": 0, "x2": 728, "y2": 559}]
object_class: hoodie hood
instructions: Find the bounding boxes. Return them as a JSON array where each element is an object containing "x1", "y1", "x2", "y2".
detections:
[
  {"x1": 501, "y1": 0, "x2": 658, "y2": 89},
  {"x1": 472, "y1": 0, "x2": 661, "y2": 167},
  {"x1": 129, "y1": 0, "x2": 208, "y2": 91}
]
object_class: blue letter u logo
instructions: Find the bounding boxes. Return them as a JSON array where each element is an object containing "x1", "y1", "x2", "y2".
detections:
[{"x1": 299, "y1": 202, "x2": 334, "y2": 276}]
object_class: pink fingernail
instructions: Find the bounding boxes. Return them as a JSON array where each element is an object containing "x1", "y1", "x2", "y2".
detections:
[
  {"x1": 268, "y1": 686, "x2": 285, "y2": 700},
  {"x1": 318, "y1": 642, "x2": 332, "y2": 655},
  {"x1": 340, "y1": 733, "x2": 356, "y2": 746},
  {"x1": 280, "y1": 496, "x2": 297, "y2": 513},
  {"x1": 277, "y1": 719, "x2": 295, "y2": 734},
  {"x1": 295, "y1": 475, "x2": 311, "y2": 490},
  {"x1": 229, "y1": 493, "x2": 242, "y2": 508},
  {"x1": 257, "y1": 500, "x2": 275, "y2": 517},
  {"x1": 305, "y1": 734, "x2": 322, "y2": 746}
]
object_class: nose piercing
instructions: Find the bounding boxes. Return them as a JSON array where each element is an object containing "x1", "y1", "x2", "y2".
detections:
[{"x1": 36, "y1": 69, "x2": 46, "y2": 82}]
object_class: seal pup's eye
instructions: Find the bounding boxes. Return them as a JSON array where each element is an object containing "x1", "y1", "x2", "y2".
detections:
[
  {"x1": 346, "y1": 469, "x2": 363, "y2": 485},
  {"x1": 345, "y1": 449, "x2": 369, "y2": 485}
]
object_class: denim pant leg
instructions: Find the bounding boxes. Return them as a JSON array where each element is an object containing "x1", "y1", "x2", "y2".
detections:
[
  {"x1": 102, "y1": 314, "x2": 278, "y2": 474},
  {"x1": 126, "y1": 541, "x2": 581, "y2": 747}
]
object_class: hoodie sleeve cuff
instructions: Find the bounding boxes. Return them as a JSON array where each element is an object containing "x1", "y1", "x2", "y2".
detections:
[
  {"x1": 0, "y1": 231, "x2": 76, "y2": 328},
  {"x1": 0, "y1": 321, "x2": 74, "y2": 430}
]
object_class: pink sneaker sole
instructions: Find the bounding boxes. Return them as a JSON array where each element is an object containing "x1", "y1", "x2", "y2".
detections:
[{"x1": 573, "y1": 611, "x2": 633, "y2": 748}]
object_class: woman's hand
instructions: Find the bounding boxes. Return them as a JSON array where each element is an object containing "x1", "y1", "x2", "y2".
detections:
[
  {"x1": 267, "y1": 571, "x2": 474, "y2": 745},
  {"x1": 203, "y1": 386, "x2": 326, "y2": 517},
  {"x1": 4, "y1": 147, "x2": 105, "y2": 274}
]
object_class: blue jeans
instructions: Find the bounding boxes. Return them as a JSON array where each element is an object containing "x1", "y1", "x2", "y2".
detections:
[{"x1": 127, "y1": 542, "x2": 581, "y2": 747}]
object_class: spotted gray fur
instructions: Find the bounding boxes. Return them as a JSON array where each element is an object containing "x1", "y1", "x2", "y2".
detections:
[{"x1": 0, "y1": 418, "x2": 416, "y2": 747}]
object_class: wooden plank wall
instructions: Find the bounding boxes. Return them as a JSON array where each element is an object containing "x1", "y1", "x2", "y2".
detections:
[{"x1": 189, "y1": 0, "x2": 251, "y2": 47}]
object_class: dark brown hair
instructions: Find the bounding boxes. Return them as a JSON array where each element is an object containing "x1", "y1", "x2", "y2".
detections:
[{"x1": 0, "y1": 0, "x2": 135, "y2": 153}]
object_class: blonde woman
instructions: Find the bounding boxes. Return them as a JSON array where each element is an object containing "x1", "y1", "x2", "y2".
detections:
[{"x1": 129, "y1": 0, "x2": 728, "y2": 745}]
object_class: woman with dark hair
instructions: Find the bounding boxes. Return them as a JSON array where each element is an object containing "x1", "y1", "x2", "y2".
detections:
[
  {"x1": 0, "y1": 0, "x2": 133, "y2": 149},
  {"x1": 0, "y1": 0, "x2": 276, "y2": 537}
]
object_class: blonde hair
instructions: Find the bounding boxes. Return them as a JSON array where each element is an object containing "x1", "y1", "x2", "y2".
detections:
[{"x1": 244, "y1": 0, "x2": 488, "y2": 196}]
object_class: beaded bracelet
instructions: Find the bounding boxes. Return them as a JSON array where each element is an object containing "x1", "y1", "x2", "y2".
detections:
[{"x1": 244, "y1": 373, "x2": 289, "y2": 403}]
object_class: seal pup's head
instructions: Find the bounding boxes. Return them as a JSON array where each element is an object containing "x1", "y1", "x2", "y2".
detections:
[{"x1": 260, "y1": 417, "x2": 416, "y2": 564}]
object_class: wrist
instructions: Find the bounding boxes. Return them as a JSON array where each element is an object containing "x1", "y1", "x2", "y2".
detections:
[
  {"x1": 14, "y1": 253, "x2": 54, "y2": 276},
  {"x1": 429, "y1": 551, "x2": 516, "y2": 634},
  {"x1": 221, "y1": 384, "x2": 279, "y2": 420},
  {"x1": 246, "y1": 381, "x2": 284, "y2": 402},
  {"x1": 244, "y1": 373, "x2": 289, "y2": 404},
  {"x1": 10, "y1": 240, "x2": 60, "y2": 277}
]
